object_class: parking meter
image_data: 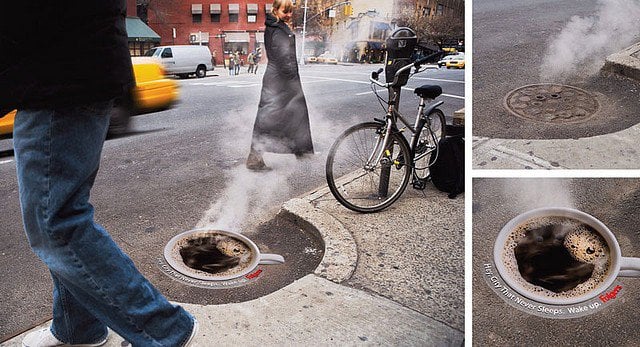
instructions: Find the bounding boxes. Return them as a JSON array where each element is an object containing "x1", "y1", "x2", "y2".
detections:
[{"x1": 385, "y1": 27, "x2": 417, "y2": 87}]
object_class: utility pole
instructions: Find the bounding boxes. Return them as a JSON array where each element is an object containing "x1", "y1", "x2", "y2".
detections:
[{"x1": 300, "y1": 0, "x2": 309, "y2": 65}]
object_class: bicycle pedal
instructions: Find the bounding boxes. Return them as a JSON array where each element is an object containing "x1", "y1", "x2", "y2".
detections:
[{"x1": 412, "y1": 178, "x2": 427, "y2": 190}]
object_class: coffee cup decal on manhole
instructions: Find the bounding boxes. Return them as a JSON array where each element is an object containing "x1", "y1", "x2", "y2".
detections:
[
  {"x1": 493, "y1": 207, "x2": 640, "y2": 306},
  {"x1": 164, "y1": 229, "x2": 285, "y2": 281}
]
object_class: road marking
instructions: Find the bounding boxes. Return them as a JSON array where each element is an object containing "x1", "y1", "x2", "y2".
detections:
[
  {"x1": 412, "y1": 77, "x2": 465, "y2": 84},
  {"x1": 304, "y1": 76, "x2": 465, "y2": 100},
  {"x1": 0, "y1": 159, "x2": 13, "y2": 165}
]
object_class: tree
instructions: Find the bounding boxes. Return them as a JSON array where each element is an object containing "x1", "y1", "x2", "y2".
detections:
[{"x1": 394, "y1": 8, "x2": 464, "y2": 49}]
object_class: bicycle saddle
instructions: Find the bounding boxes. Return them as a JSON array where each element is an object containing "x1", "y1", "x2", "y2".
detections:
[{"x1": 414, "y1": 85, "x2": 442, "y2": 99}]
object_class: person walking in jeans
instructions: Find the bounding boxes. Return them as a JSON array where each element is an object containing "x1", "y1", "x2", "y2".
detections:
[{"x1": 0, "y1": 1, "x2": 198, "y2": 346}]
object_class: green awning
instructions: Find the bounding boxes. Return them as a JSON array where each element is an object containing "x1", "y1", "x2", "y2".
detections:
[{"x1": 126, "y1": 17, "x2": 161, "y2": 43}]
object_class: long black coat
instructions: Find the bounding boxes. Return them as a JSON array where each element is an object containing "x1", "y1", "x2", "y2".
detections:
[{"x1": 251, "y1": 14, "x2": 313, "y2": 154}]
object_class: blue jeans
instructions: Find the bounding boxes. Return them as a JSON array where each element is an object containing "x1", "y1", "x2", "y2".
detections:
[{"x1": 13, "y1": 101, "x2": 194, "y2": 346}]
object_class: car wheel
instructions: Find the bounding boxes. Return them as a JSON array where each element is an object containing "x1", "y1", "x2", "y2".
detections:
[{"x1": 196, "y1": 65, "x2": 206, "y2": 78}]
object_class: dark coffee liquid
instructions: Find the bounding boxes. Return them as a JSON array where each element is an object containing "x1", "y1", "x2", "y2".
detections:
[
  {"x1": 180, "y1": 236, "x2": 241, "y2": 274},
  {"x1": 515, "y1": 223, "x2": 594, "y2": 293}
]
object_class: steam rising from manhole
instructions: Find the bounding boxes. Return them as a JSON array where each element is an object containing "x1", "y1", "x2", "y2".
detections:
[
  {"x1": 159, "y1": 229, "x2": 284, "y2": 288},
  {"x1": 503, "y1": 84, "x2": 599, "y2": 124}
]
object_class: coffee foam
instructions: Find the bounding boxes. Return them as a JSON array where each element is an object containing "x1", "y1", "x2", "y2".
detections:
[
  {"x1": 172, "y1": 232, "x2": 255, "y2": 278},
  {"x1": 501, "y1": 216, "x2": 611, "y2": 300}
]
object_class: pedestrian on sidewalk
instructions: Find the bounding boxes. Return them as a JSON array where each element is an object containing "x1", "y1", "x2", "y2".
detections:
[
  {"x1": 229, "y1": 54, "x2": 235, "y2": 76},
  {"x1": 1, "y1": 1, "x2": 198, "y2": 346},
  {"x1": 246, "y1": 0, "x2": 314, "y2": 170},
  {"x1": 247, "y1": 51, "x2": 255, "y2": 73},
  {"x1": 234, "y1": 51, "x2": 241, "y2": 75},
  {"x1": 254, "y1": 47, "x2": 262, "y2": 74}
]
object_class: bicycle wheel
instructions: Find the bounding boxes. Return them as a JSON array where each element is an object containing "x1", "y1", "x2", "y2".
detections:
[
  {"x1": 326, "y1": 122, "x2": 412, "y2": 213},
  {"x1": 414, "y1": 108, "x2": 446, "y2": 180}
]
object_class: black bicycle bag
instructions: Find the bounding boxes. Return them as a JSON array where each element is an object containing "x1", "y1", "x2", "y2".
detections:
[{"x1": 429, "y1": 126, "x2": 464, "y2": 199}]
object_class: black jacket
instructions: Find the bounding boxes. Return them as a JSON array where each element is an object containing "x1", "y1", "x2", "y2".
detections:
[
  {"x1": 0, "y1": 1, "x2": 134, "y2": 115},
  {"x1": 250, "y1": 14, "x2": 313, "y2": 154}
]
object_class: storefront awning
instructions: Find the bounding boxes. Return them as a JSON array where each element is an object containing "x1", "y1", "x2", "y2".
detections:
[
  {"x1": 256, "y1": 32, "x2": 265, "y2": 43},
  {"x1": 225, "y1": 32, "x2": 250, "y2": 43},
  {"x1": 210, "y1": 4, "x2": 221, "y2": 14},
  {"x1": 125, "y1": 17, "x2": 161, "y2": 43}
]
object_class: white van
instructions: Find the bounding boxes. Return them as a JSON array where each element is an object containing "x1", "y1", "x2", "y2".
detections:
[{"x1": 145, "y1": 45, "x2": 214, "y2": 78}]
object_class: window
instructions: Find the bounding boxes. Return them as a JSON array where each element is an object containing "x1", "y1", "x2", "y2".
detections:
[
  {"x1": 210, "y1": 4, "x2": 221, "y2": 22},
  {"x1": 192, "y1": 4, "x2": 203, "y2": 23},
  {"x1": 436, "y1": 4, "x2": 444, "y2": 15},
  {"x1": 229, "y1": 4, "x2": 239, "y2": 22},
  {"x1": 247, "y1": 3, "x2": 258, "y2": 23},
  {"x1": 161, "y1": 48, "x2": 173, "y2": 58}
]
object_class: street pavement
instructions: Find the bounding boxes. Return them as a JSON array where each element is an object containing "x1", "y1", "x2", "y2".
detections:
[
  {"x1": 2, "y1": 177, "x2": 464, "y2": 346},
  {"x1": 473, "y1": 42, "x2": 640, "y2": 170}
]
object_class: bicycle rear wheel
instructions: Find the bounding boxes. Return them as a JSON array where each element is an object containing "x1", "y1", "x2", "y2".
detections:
[
  {"x1": 326, "y1": 122, "x2": 412, "y2": 213},
  {"x1": 414, "y1": 108, "x2": 446, "y2": 180}
]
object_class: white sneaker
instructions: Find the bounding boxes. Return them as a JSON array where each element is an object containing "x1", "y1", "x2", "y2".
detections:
[
  {"x1": 182, "y1": 317, "x2": 199, "y2": 347},
  {"x1": 22, "y1": 327, "x2": 108, "y2": 347}
]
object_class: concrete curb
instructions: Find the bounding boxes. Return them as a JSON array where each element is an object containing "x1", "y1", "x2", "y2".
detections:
[
  {"x1": 604, "y1": 42, "x2": 640, "y2": 81},
  {"x1": 281, "y1": 186, "x2": 358, "y2": 284}
]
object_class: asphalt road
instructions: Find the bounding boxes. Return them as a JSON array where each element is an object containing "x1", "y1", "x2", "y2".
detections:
[
  {"x1": 473, "y1": 0, "x2": 640, "y2": 139},
  {"x1": 0, "y1": 63, "x2": 464, "y2": 340},
  {"x1": 473, "y1": 178, "x2": 640, "y2": 346}
]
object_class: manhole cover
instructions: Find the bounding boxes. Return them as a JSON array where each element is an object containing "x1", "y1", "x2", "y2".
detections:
[
  {"x1": 503, "y1": 84, "x2": 599, "y2": 124},
  {"x1": 159, "y1": 229, "x2": 284, "y2": 289}
]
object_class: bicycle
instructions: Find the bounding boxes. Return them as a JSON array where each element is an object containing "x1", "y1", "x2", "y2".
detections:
[{"x1": 325, "y1": 53, "x2": 447, "y2": 213}]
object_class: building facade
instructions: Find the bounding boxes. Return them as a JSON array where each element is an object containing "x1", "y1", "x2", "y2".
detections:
[
  {"x1": 140, "y1": 0, "x2": 464, "y2": 63},
  {"x1": 145, "y1": 0, "x2": 273, "y2": 65}
]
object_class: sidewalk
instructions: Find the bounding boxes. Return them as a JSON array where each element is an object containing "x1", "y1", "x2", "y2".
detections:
[
  {"x1": 3, "y1": 183, "x2": 464, "y2": 346},
  {"x1": 473, "y1": 42, "x2": 640, "y2": 170}
]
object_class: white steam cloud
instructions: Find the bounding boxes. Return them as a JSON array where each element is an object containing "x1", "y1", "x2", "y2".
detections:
[
  {"x1": 540, "y1": 0, "x2": 640, "y2": 81},
  {"x1": 196, "y1": 165, "x2": 292, "y2": 232},
  {"x1": 501, "y1": 179, "x2": 575, "y2": 212}
]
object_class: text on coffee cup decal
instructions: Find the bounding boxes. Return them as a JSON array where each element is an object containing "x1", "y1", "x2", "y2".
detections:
[
  {"x1": 483, "y1": 263, "x2": 621, "y2": 318},
  {"x1": 600, "y1": 285, "x2": 622, "y2": 303}
]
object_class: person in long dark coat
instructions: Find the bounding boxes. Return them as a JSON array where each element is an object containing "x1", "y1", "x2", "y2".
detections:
[{"x1": 246, "y1": 0, "x2": 314, "y2": 170}]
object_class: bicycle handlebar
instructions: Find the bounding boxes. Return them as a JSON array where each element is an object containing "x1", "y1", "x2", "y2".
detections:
[{"x1": 369, "y1": 51, "x2": 443, "y2": 88}]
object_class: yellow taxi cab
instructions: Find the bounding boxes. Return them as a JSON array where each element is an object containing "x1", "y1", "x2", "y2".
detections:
[
  {"x1": 0, "y1": 57, "x2": 179, "y2": 138},
  {"x1": 445, "y1": 56, "x2": 465, "y2": 69},
  {"x1": 316, "y1": 52, "x2": 338, "y2": 64},
  {"x1": 0, "y1": 110, "x2": 16, "y2": 139}
]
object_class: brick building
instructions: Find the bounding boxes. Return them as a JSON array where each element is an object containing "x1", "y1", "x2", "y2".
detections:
[{"x1": 144, "y1": 0, "x2": 274, "y2": 65}]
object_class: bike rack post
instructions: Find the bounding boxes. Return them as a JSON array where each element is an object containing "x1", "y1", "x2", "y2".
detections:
[{"x1": 378, "y1": 146, "x2": 392, "y2": 198}]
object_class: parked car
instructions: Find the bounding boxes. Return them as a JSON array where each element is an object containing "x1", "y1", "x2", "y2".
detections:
[
  {"x1": 1, "y1": 57, "x2": 179, "y2": 138},
  {"x1": 316, "y1": 52, "x2": 338, "y2": 64},
  {"x1": 437, "y1": 54, "x2": 465, "y2": 68},
  {"x1": 144, "y1": 45, "x2": 214, "y2": 78},
  {"x1": 445, "y1": 56, "x2": 465, "y2": 69}
]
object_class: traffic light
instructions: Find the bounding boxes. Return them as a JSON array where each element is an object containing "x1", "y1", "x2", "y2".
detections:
[{"x1": 344, "y1": 4, "x2": 353, "y2": 16}]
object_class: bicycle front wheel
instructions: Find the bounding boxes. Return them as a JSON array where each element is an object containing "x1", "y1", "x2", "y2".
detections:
[
  {"x1": 326, "y1": 122, "x2": 412, "y2": 213},
  {"x1": 414, "y1": 108, "x2": 446, "y2": 180}
]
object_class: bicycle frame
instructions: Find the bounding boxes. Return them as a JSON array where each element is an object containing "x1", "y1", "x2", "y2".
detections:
[{"x1": 366, "y1": 65, "x2": 443, "y2": 172}]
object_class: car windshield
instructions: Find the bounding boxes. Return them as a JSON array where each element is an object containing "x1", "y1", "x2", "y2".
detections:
[{"x1": 144, "y1": 48, "x2": 158, "y2": 57}]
